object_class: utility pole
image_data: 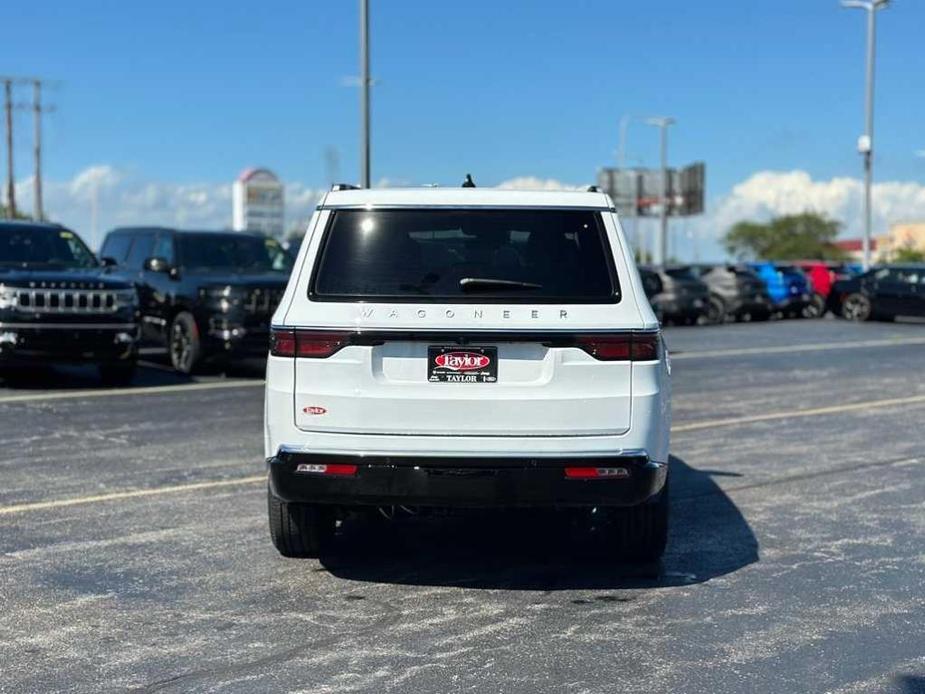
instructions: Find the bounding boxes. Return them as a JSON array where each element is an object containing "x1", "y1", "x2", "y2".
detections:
[
  {"x1": 842, "y1": 0, "x2": 889, "y2": 271},
  {"x1": 359, "y1": 0, "x2": 371, "y2": 188},
  {"x1": 4, "y1": 80, "x2": 14, "y2": 218},
  {"x1": 646, "y1": 116, "x2": 675, "y2": 267},
  {"x1": 32, "y1": 80, "x2": 43, "y2": 220}
]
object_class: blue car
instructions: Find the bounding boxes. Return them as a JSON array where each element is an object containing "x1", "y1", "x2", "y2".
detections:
[{"x1": 747, "y1": 262, "x2": 813, "y2": 317}]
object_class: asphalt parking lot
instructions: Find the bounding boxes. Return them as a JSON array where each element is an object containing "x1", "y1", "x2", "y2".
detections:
[{"x1": 1, "y1": 320, "x2": 924, "y2": 693}]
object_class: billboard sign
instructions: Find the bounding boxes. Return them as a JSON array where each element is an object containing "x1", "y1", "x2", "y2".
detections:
[{"x1": 597, "y1": 162, "x2": 705, "y2": 218}]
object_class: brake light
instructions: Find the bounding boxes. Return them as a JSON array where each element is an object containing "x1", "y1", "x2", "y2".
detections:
[
  {"x1": 270, "y1": 328, "x2": 351, "y2": 358},
  {"x1": 295, "y1": 331, "x2": 351, "y2": 358},
  {"x1": 270, "y1": 328, "x2": 296, "y2": 357},
  {"x1": 575, "y1": 333, "x2": 660, "y2": 361}
]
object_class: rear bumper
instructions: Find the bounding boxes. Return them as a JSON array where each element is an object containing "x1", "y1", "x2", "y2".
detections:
[{"x1": 268, "y1": 451, "x2": 668, "y2": 509}]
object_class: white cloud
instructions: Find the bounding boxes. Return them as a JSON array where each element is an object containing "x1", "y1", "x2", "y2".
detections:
[
  {"x1": 13, "y1": 166, "x2": 324, "y2": 250},
  {"x1": 11, "y1": 166, "x2": 925, "y2": 261},
  {"x1": 702, "y1": 169, "x2": 925, "y2": 239},
  {"x1": 496, "y1": 176, "x2": 587, "y2": 191}
]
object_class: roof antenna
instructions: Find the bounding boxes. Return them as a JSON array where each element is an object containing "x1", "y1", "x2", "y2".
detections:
[{"x1": 462, "y1": 173, "x2": 476, "y2": 188}]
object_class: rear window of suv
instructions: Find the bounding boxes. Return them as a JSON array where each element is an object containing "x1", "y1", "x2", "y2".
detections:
[{"x1": 310, "y1": 209, "x2": 619, "y2": 303}]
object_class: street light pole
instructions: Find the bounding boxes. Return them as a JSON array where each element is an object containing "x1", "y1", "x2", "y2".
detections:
[
  {"x1": 842, "y1": 0, "x2": 889, "y2": 270},
  {"x1": 359, "y1": 0, "x2": 371, "y2": 189},
  {"x1": 646, "y1": 116, "x2": 675, "y2": 267}
]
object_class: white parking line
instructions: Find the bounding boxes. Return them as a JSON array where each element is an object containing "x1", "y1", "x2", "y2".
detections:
[
  {"x1": 673, "y1": 393, "x2": 925, "y2": 432},
  {"x1": 0, "y1": 476, "x2": 265, "y2": 517},
  {"x1": 2, "y1": 392, "x2": 924, "y2": 518},
  {"x1": 671, "y1": 336, "x2": 925, "y2": 360},
  {"x1": 0, "y1": 379, "x2": 263, "y2": 405}
]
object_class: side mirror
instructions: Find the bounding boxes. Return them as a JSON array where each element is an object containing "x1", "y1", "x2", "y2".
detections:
[
  {"x1": 144, "y1": 257, "x2": 171, "y2": 273},
  {"x1": 100, "y1": 256, "x2": 118, "y2": 267}
]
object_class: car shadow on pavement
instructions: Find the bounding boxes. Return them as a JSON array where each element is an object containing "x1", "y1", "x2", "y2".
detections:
[{"x1": 320, "y1": 455, "x2": 759, "y2": 590}]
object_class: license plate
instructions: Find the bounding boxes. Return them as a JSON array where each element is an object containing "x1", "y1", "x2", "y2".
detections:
[{"x1": 428, "y1": 346, "x2": 497, "y2": 383}]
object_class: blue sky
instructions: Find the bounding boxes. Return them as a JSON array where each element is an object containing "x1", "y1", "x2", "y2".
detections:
[{"x1": 3, "y1": 1, "x2": 925, "y2": 253}]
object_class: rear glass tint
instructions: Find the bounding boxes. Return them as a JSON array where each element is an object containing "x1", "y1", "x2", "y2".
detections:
[{"x1": 311, "y1": 209, "x2": 619, "y2": 303}]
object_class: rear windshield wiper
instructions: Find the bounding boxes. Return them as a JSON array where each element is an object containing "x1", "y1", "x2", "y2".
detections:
[{"x1": 459, "y1": 277, "x2": 543, "y2": 292}]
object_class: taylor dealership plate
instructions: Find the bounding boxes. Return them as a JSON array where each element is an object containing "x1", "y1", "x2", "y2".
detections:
[{"x1": 428, "y1": 346, "x2": 498, "y2": 383}]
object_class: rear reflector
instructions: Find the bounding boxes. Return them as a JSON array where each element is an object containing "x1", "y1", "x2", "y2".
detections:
[
  {"x1": 564, "y1": 467, "x2": 630, "y2": 479},
  {"x1": 295, "y1": 463, "x2": 358, "y2": 476},
  {"x1": 270, "y1": 328, "x2": 351, "y2": 358},
  {"x1": 575, "y1": 333, "x2": 660, "y2": 361}
]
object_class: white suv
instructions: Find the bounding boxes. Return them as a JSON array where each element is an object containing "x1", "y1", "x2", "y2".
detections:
[{"x1": 264, "y1": 185, "x2": 671, "y2": 560}]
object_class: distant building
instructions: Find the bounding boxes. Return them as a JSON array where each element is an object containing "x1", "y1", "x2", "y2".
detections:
[
  {"x1": 834, "y1": 237, "x2": 880, "y2": 262},
  {"x1": 877, "y1": 222, "x2": 925, "y2": 260},
  {"x1": 232, "y1": 168, "x2": 284, "y2": 238}
]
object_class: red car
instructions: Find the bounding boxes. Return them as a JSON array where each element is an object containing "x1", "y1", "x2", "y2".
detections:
[{"x1": 793, "y1": 261, "x2": 862, "y2": 317}]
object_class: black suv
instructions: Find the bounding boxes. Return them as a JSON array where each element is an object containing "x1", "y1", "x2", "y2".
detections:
[
  {"x1": 828, "y1": 265, "x2": 925, "y2": 322},
  {"x1": 688, "y1": 264, "x2": 772, "y2": 323},
  {"x1": 641, "y1": 265, "x2": 710, "y2": 325},
  {"x1": 99, "y1": 227, "x2": 293, "y2": 373},
  {"x1": 0, "y1": 221, "x2": 140, "y2": 384}
]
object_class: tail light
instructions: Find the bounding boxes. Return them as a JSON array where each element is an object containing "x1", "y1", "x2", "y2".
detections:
[
  {"x1": 564, "y1": 466, "x2": 630, "y2": 479},
  {"x1": 270, "y1": 328, "x2": 351, "y2": 358},
  {"x1": 575, "y1": 333, "x2": 660, "y2": 361},
  {"x1": 295, "y1": 463, "x2": 358, "y2": 476}
]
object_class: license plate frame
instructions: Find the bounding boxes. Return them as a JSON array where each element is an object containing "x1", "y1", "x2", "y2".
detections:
[{"x1": 428, "y1": 346, "x2": 498, "y2": 384}]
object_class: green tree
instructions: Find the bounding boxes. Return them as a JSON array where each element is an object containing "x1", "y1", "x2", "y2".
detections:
[
  {"x1": 723, "y1": 212, "x2": 847, "y2": 261},
  {"x1": 892, "y1": 245, "x2": 925, "y2": 263}
]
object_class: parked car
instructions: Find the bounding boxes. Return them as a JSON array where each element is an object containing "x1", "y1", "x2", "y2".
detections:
[
  {"x1": 0, "y1": 220, "x2": 139, "y2": 384},
  {"x1": 688, "y1": 264, "x2": 772, "y2": 322},
  {"x1": 264, "y1": 185, "x2": 671, "y2": 560},
  {"x1": 100, "y1": 227, "x2": 293, "y2": 373},
  {"x1": 747, "y1": 262, "x2": 812, "y2": 318},
  {"x1": 792, "y1": 261, "x2": 863, "y2": 318},
  {"x1": 638, "y1": 267, "x2": 665, "y2": 322},
  {"x1": 828, "y1": 265, "x2": 924, "y2": 322},
  {"x1": 641, "y1": 265, "x2": 710, "y2": 325}
]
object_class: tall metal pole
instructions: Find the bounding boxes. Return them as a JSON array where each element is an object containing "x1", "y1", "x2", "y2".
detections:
[
  {"x1": 842, "y1": 0, "x2": 888, "y2": 270},
  {"x1": 33, "y1": 80, "x2": 43, "y2": 220},
  {"x1": 359, "y1": 0, "x2": 371, "y2": 189},
  {"x1": 646, "y1": 116, "x2": 675, "y2": 267},
  {"x1": 862, "y1": 5, "x2": 875, "y2": 270},
  {"x1": 4, "y1": 80, "x2": 14, "y2": 218}
]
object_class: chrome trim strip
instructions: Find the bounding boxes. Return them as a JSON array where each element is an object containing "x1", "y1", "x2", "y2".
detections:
[
  {"x1": 0, "y1": 322, "x2": 138, "y2": 330},
  {"x1": 315, "y1": 204, "x2": 614, "y2": 212},
  {"x1": 275, "y1": 444, "x2": 650, "y2": 457},
  {"x1": 270, "y1": 325, "x2": 660, "y2": 335}
]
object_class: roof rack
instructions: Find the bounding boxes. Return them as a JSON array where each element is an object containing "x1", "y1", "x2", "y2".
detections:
[{"x1": 331, "y1": 183, "x2": 360, "y2": 191}]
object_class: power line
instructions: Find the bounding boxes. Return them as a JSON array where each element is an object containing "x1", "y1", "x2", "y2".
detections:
[{"x1": 1, "y1": 76, "x2": 57, "y2": 220}]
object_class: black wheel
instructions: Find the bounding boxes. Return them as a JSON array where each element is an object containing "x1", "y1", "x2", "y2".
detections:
[
  {"x1": 841, "y1": 293, "x2": 872, "y2": 322},
  {"x1": 604, "y1": 476, "x2": 669, "y2": 561},
  {"x1": 802, "y1": 294, "x2": 826, "y2": 319},
  {"x1": 704, "y1": 295, "x2": 726, "y2": 325},
  {"x1": 169, "y1": 311, "x2": 201, "y2": 374},
  {"x1": 268, "y1": 488, "x2": 336, "y2": 558},
  {"x1": 98, "y1": 359, "x2": 136, "y2": 386}
]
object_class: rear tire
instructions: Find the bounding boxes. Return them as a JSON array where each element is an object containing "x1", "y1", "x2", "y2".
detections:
[
  {"x1": 98, "y1": 359, "x2": 136, "y2": 386},
  {"x1": 268, "y1": 488, "x2": 336, "y2": 558},
  {"x1": 841, "y1": 293, "x2": 872, "y2": 322},
  {"x1": 605, "y1": 477, "x2": 669, "y2": 561},
  {"x1": 802, "y1": 294, "x2": 825, "y2": 319},
  {"x1": 704, "y1": 295, "x2": 726, "y2": 325},
  {"x1": 169, "y1": 311, "x2": 201, "y2": 374}
]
